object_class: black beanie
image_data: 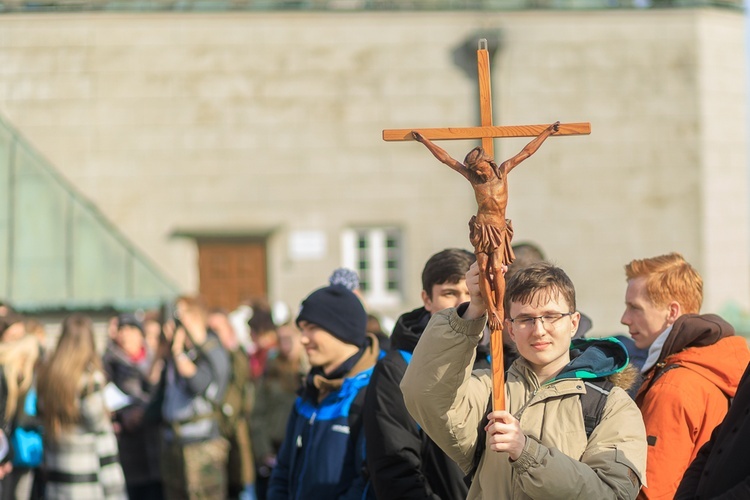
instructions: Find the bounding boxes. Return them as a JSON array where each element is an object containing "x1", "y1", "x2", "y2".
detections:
[{"x1": 296, "y1": 284, "x2": 367, "y2": 348}]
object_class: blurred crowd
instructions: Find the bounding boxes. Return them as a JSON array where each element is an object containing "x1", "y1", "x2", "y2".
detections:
[
  {"x1": 0, "y1": 246, "x2": 747, "y2": 499},
  {"x1": 0, "y1": 292, "x2": 315, "y2": 500}
]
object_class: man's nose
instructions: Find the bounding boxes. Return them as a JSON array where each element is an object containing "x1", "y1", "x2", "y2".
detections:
[
  {"x1": 532, "y1": 317, "x2": 547, "y2": 333},
  {"x1": 620, "y1": 311, "x2": 629, "y2": 326}
]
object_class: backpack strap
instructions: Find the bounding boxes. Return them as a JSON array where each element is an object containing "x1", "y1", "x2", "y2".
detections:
[
  {"x1": 580, "y1": 378, "x2": 614, "y2": 439},
  {"x1": 656, "y1": 363, "x2": 682, "y2": 378},
  {"x1": 643, "y1": 363, "x2": 682, "y2": 393}
]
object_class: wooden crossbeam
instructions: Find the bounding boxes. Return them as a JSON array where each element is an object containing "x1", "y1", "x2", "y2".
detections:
[{"x1": 382, "y1": 122, "x2": 591, "y2": 142}]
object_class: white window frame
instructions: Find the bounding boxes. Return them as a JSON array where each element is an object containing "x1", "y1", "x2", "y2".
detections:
[{"x1": 341, "y1": 227, "x2": 402, "y2": 308}]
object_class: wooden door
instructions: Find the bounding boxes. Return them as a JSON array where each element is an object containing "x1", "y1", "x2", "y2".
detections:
[{"x1": 197, "y1": 239, "x2": 267, "y2": 311}]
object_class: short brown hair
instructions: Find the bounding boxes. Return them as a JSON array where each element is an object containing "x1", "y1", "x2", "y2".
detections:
[
  {"x1": 504, "y1": 262, "x2": 576, "y2": 313},
  {"x1": 421, "y1": 248, "x2": 475, "y2": 293},
  {"x1": 624, "y1": 252, "x2": 702, "y2": 314}
]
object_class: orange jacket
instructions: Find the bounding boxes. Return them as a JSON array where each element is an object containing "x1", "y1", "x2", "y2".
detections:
[{"x1": 636, "y1": 333, "x2": 750, "y2": 500}]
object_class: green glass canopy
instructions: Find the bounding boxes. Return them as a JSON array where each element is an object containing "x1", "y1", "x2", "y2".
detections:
[{"x1": 0, "y1": 115, "x2": 179, "y2": 313}]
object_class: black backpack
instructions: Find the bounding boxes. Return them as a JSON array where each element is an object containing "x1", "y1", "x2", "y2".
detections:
[{"x1": 465, "y1": 378, "x2": 614, "y2": 483}]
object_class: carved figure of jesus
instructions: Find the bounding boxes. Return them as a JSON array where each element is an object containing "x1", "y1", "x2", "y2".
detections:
[{"x1": 412, "y1": 121, "x2": 560, "y2": 330}]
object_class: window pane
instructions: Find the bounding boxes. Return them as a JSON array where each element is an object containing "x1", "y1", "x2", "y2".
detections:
[{"x1": 344, "y1": 227, "x2": 402, "y2": 303}]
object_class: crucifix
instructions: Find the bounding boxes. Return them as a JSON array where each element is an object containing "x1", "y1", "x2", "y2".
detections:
[{"x1": 383, "y1": 39, "x2": 590, "y2": 411}]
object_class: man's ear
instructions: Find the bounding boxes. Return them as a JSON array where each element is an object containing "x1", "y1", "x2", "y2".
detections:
[
  {"x1": 667, "y1": 301, "x2": 682, "y2": 324},
  {"x1": 569, "y1": 311, "x2": 581, "y2": 339},
  {"x1": 421, "y1": 289, "x2": 434, "y2": 313},
  {"x1": 505, "y1": 319, "x2": 515, "y2": 342}
]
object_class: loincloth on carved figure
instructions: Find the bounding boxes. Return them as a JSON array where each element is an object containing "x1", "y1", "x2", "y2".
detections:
[{"x1": 468, "y1": 217, "x2": 516, "y2": 265}]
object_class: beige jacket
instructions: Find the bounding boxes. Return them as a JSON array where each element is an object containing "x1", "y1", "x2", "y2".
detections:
[{"x1": 401, "y1": 308, "x2": 647, "y2": 500}]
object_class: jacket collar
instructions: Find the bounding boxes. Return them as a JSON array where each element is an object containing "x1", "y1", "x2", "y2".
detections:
[
  {"x1": 654, "y1": 314, "x2": 734, "y2": 369},
  {"x1": 390, "y1": 307, "x2": 430, "y2": 353},
  {"x1": 310, "y1": 333, "x2": 380, "y2": 402}
]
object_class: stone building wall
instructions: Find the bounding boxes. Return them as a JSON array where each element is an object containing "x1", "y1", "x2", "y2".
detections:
[{"x1": 0, "y1": 8, "x2": 746, "y2": 334}]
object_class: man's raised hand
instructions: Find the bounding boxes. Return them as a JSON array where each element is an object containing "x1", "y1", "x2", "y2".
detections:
[{"x1": 463, "y1": 261, "x2": 487, "y2": 320}]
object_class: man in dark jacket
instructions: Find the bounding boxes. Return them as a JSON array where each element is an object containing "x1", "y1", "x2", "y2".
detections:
[
  {"x1": 675, "y1": 360, "x2": 750, "y2": 499},
  {"x1": 363, "y1": 248, "x2": 476, "y2": 499},
  {"x1": 267, "y1": 284, "x2": 380, "y2": 500}
]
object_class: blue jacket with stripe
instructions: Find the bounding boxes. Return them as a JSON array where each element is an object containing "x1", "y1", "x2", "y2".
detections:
[{"x1": 267, "y1": 337, "x2": 380, "y2": 500}]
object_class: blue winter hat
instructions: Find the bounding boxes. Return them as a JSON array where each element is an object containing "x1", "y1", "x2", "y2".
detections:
[{"x1": 296, "y1": 284, "x2": 367, "y2": 347}]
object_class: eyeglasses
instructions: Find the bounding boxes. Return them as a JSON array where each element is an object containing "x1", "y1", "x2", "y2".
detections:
[{"x1": 508, "y1": 312, "x2": 574, "y2": 332}]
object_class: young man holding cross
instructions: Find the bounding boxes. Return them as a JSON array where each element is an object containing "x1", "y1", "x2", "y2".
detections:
[
  {"x1": 401, "y1": 261, "x2": 647, "y2": 499},
  {"x1": 412, "y1": 121, "x2": 559, "y2": 331}
]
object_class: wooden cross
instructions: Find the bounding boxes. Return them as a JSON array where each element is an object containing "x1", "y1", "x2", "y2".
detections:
[{"x1": 383, "y1": 39, "x2": 590, "y2": 412}]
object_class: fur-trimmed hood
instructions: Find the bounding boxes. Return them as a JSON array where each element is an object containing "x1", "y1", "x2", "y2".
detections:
[{"x1": 556, "y1": 337, "x2": 639, "y2": 391}]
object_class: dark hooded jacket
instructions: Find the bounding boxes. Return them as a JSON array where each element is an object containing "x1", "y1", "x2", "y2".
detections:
[
  {"x1": 363, "y1": 306, "x2": 497, "y2": 500},
  {"x1": 268, "y1": 334, "x2": 380, "y2": 500},
  {"x1": 675, "y1": 360, "x2": 750, "y2": 499}
]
